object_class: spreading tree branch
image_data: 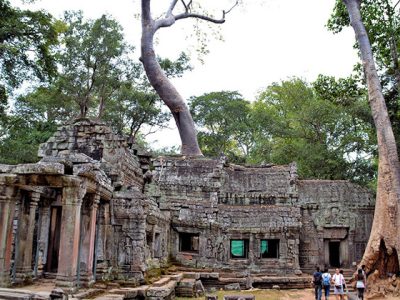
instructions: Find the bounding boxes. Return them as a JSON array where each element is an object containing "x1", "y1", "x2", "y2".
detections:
[{"x1": 154, "y1": 0, "x2": 239, "y2": 31}]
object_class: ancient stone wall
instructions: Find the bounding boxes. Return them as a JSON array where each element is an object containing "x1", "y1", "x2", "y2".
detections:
[
  {"x1": 0, "y1": 120, "x2": 170, "y2": 289},
  {"x1": 147, "y1": 157, "x2": 302, "y2": 275},
  {"x1": 297, "y1": 180, "x2": 375, "y2": 271},
  {"x1": 0, "y1": 120, "x2": 375, "y2": 290}
]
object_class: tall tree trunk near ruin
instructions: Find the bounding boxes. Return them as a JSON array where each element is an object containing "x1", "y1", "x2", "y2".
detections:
[
  {"x1": 343, "y1": 0, "x2": 400, "y2": 275},
  {"x1": 140, "y1": 0, "x2": 238, "y2": 156},
  {"x1": 140, "y1": 0, "x2": 202, "y2": 156}
]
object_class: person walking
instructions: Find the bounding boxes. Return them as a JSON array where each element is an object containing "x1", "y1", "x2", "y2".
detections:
[
  {"x1": 313, "y1": 266, "x2": 323, "y2": 300},
  {"x1": 322, "y1": 268, "x2": 332, "y2": 300},
  {"x1": 355, "y1": 268, "x2": 366, "y2": 299},
  {"x1": 332, "y1": 268, "x2": 344, "y2": 300},
  {"x1": 340, "y1": 269, "x2": 347, "y2": 300}
]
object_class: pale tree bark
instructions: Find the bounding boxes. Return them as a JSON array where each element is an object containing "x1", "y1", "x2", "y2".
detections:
[
  {"x1": 140, "y1": 0, "x2": 238, "y2": 156},
  {"x1": 343, "y1": 0, "x2": 400, "y2": 275}
]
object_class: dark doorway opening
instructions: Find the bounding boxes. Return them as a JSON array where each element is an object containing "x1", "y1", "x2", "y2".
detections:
[
  {"x1": 329, "y1": 241, "x2": 340, "y2": 267},
  {"x1": 46, "y1": 206, "x2": 62, "y2": 273},
  {"x1": 179, "y1": 233, "x2": 199, "y2": 253}
]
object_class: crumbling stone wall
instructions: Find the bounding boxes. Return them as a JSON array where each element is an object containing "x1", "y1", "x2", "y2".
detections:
[
  {"x1": 147, "y1": 157, "x2": 302, "y2": 275},
  {"x1": 0, "y1": 119, "x2": 171, "y2": 289},
  {"x1": 0, "y1": 119, "x2": 375, "y2": 290},
  {"x1": 297, "y1": 180, "x2": 375, "y2": 271}
]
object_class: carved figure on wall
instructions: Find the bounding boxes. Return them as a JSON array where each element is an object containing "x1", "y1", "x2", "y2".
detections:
[
  {"x1": 161, "y1": 237, "x2": 166, "y2": 256},
  {"x1": 313, "y1": 206, "x2": 357, "y2": 229},
  {"x1": 206, "y1": 238, "x2": 215, "y2": 258},
  {"x1": 124, "y1": 236, "x2": 132, "y2": 265},
  {"x1": 217, "y1": 242, "x2": 225, "y2": 261}
]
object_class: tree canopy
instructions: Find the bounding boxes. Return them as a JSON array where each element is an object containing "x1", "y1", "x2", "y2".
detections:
[{"x1": 0, "y1": 8, "x2": 193, "y2": 164}]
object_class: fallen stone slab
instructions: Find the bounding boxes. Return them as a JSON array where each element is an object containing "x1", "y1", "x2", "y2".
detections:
[
  {"x1": 73, "y1": 288, "x2": 103, "y2": 299},
  {"x1": 0, "y1": 291, "x2": 32, "y2": 300},
  {"x1": 94, "y1": 294, "x2": 125, "y2": 300},
  {"x1": 146, "y1": 279, "x2": 176, "y2": 298},
  {"x1": 223, "y1": 295, "x2": 255, "y2": 300},
  {"x1": 107, "y1": 286, "x2": 149, "y2": 298},
  {"x1": 169, "y1": 273, "x2": 184, "y2": 282},
  {"x1": 0, "y1": 288, "x2": 50, "y2": 300},
  {"x1": 224, "y1": 283, "x2": 241, "y2": 291},
  {"x1": 152, "y1": 276, "x2": 170, "y2": 287}
]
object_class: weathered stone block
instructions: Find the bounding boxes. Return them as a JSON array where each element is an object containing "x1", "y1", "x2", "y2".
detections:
[
  {"x1": 224, "y1": 283, "x2": 241, "y2": 291},
  {"x1": 223, "y1": 295, "x2": 254, "y2": 300}
]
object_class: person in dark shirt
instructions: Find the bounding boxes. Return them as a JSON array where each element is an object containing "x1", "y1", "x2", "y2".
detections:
[{"x1": 313, "y1": 266, "x2": 323, "y2": 300}]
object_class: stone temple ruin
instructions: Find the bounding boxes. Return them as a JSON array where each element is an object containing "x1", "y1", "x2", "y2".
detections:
[{"x1": 0, "y1": 119, "x2": 375, "y2": 297}]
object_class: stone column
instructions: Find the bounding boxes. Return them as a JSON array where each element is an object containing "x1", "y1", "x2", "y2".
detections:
[
  {"x1": 79, "y1": 193, "x2": 99, "y2": 286},
  {"x1": 37, "y1": 204, "x2": 51, "y2": 276},
  {"x1": 15, "y1": 191, "x2": 40, "y2": 282},
  {"x1": 0, "y1": 175, "x2": 17, "y2": 287},
  {"x1": 56, "y1": 177, "x2": 85, "y2": 291}
]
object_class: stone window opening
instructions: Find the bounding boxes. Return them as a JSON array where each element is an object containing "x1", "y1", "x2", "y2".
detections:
[
  {"x1": 260, "y1": 239, "x2": 279, "y2": 259},
  {"x1": 179, "y1": 233, "x2": 199, "y2": 253},
  {"x1": 230, "y1": 239, "x2": 249, "y2": 259}
]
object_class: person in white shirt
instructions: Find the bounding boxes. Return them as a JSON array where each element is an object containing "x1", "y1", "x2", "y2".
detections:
[{"x1": 331, "y1": 268, "x2": 344, "y2": 300}]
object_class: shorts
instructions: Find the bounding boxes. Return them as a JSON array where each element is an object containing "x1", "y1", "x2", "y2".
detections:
[{"x1": 334, "y1": 285, "x2": 343, "y2": 295}]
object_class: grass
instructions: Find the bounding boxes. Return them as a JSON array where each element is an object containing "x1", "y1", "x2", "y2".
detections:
[{"x1": 176, "y1": 288, "x2": 315, "y2": 300}]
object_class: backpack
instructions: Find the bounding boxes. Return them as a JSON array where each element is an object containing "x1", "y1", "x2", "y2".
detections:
[
  {"x1": 322, "y1": 274, "x2": 330, "y2": 286},
  {"x1": 313, "y1": 272, "x2": 322, "y2": 285}
]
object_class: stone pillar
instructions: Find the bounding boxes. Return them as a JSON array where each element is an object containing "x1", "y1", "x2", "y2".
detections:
[
  {"x1": 0, "y1": 175, "x2": 17, "y2": 287},
  {"x1": 79, "y1": 193, "x2": 99, "y2": 286},
  {"x1": 15, "y1": 191, "x2": 40, "y2": 282},
  {"x1": 56, "y1": 177, "x2": 85, "y2": 291},
  {"x1": 37, "y1": 204, "x2": 51, "y2": 276}
]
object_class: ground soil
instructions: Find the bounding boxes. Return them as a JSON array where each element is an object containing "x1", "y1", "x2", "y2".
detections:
[{"x1": 176, "y1": 288, "x2": 400, "y2": 300}]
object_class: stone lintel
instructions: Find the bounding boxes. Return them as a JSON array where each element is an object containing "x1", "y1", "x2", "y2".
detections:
[{"x1": 14, "y1": 162, "x2": 64, "y2": 175}]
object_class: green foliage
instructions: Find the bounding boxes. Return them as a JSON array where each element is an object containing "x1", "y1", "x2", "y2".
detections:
[
  {"x1": 0, "y1": 10, "x2": 194, "y2": 163},
  {"x1": 190, "y1": 78, "x2": 375, "y2": 184},
  {"x1": 254, "y1": 78, "x2": 375, "y2": 183},
  {"x1": 328, "y1": 0, "x2": 400, "y2": 150},
  {"x1": 158, "y1": 52, "x2": 193, "y2": 78},
  {"x1": 189, "y1": 91, "x2": 252, "y2": 162},
  {"x1": 0, "y1": 115, "x2": 56, "y2": 164},
  {"x1": 55, "y1": 11, "x2": 133, "y2": 117},
  {"x1": 0, "y1": 0, "x2": 59, "y2": 89},
  {"x1": 102, "y1": 85, "x2": 170, "y2": 138}
]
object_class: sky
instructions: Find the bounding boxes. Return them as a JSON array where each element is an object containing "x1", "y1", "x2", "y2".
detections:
[{"x1": 13, "y1": 0, "x2": 360, "y2": 149}]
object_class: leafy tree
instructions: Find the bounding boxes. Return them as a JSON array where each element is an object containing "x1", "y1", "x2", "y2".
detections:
[
  {"x1": 102, "y1": 85, "x2": 170, "y2": 142},
  {"x1": 0, "y1": 11, "x2": 192, "y2": 163},
  {"x1": 189, "y1": 91, "x2": 252, "y2": 162},
  {"x1": 140, "y1": 0, "x2": 239, "y2": 156},
  {"x1": 252, "y1": 78, "x2": 374, "y2": 183},
  {"x1": 328, "y1": 0, "x2": 400, "y2": 149},
  {"x1": 55, "y1": 11, "x2": 133, "y2": 118},
  {"x1": 0, "y1": 0, "x2": 59, "y2": 92}
]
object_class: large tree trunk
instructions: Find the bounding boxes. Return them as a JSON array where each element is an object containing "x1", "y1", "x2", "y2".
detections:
[
  {"x1": 343, "y1": 0, "x2": 400, "y2": 275},
  {"x1": 140, "y1": 0, "x2": 202, "y2": 156}
]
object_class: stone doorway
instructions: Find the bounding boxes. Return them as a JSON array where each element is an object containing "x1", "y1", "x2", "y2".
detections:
[
  {"x1": 46, "y1": 206, "x2": 62, "y2": 273},
  {"x1": 329, "y1": 241, "x2": 340, "y2": 267}
]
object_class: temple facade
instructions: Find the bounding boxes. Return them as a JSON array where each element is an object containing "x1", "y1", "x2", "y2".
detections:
[{"x1": 0, "y1": 120, "x2": 375, "y2": 290}]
